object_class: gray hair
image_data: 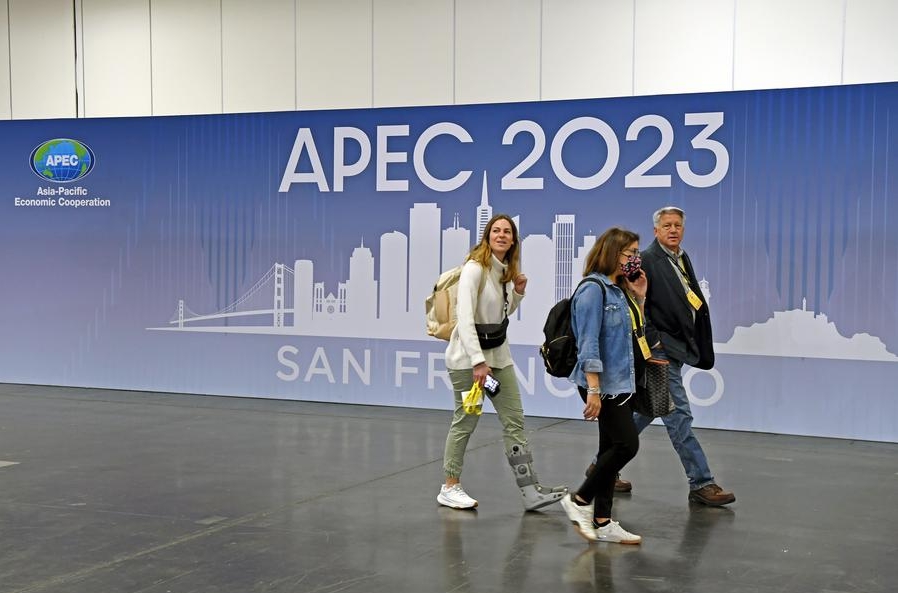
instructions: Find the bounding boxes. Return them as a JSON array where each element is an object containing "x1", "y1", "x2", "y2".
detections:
[{"x1": 652, "y1": 206, "x2": 685, "y2": 227}]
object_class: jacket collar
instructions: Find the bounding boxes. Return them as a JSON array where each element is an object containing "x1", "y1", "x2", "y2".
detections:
[{"x1": 656, "y1": 239, "x2": 683, "y2": 259}]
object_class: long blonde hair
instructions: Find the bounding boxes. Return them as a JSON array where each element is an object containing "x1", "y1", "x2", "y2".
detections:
[{"x1": 466, "y1": 214, "x2": 520, "y2": 283}]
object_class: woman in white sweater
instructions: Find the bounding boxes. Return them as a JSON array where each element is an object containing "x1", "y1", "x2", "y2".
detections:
[{"x1": 438, "y1": 214, "x2": 568, "y2": 511}]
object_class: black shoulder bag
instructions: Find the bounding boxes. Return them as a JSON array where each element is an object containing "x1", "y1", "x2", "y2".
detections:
[
  {"x1": 626, "y1": 294, "x2": 675, "y2": 418},
  {"x1": 475, "y1": 282, "x2": 509, "y2": 350}
]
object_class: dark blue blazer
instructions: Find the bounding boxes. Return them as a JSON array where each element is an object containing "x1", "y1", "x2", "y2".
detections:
[{"x1": 641, "y1": 238, "x2": 715, "y2": 370}]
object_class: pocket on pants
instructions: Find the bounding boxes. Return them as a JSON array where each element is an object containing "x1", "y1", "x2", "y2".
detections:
[{"x1": 448, "y1": 368, "x2": 476, "y2": 393}]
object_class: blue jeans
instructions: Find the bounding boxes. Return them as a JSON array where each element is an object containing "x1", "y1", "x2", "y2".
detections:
[{"x1": 632, "y1": 349, "x2": 715, "y2": 491}]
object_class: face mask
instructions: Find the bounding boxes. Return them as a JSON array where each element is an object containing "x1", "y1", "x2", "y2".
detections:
[{"x1": 621, "y1": 254, "x2": 642, "y2": 282}]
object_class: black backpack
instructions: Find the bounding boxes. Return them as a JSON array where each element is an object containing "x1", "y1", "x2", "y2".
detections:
[{"x1": 539, "y1": 277, "x2": 605, "y2": 378}]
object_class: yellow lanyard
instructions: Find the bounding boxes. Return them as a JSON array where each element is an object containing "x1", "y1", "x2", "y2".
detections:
[
  {"x1": 625, "y1": 292, "x2": 651, "y2": 360},
  {"x1": 624, "y1": 293, "x2": 644, "y2": 333},
  {"x1": 669, "y1": 254, "x2": 691, "y2": 288}
]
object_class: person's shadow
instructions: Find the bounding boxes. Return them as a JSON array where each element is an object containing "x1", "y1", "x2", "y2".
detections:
[
  {"x1": 622, "y1": 503, "x2": 736, "y2": 590},
  {"x1": 662, "y1": 503, "x2": 736, "y2": 585},
  {"x1": 561, "y1": 503, "x2": 735, "y2": 591},
  {"x1": 561, "y1": 541, "x2": 642, "y2": 592},
  {"x1": 495, "y1": 510, "x2": 650, "y2": 591},
  {"x1": 436, "y1": 505, "x2": 479, "y2": 591}
]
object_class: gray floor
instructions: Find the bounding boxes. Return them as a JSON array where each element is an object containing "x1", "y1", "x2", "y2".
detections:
[{"x1": 0, "y1": 384, "x2": 895, "y2": 593}]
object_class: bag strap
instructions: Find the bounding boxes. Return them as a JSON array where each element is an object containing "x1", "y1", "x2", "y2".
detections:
[
  {"x1": 572, "y1": 276, "x2": 605, "y2": 300},
  {"x1": 501, "y1": 281, "x2": 508, "y2": 319}
]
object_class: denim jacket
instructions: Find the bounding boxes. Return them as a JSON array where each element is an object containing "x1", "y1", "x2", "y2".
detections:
[{"x1": 568, "y1": 273, "x2": 636, "y2": 396}]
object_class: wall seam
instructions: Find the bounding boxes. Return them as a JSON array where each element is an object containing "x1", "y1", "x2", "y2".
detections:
[
  {"x1": 452, "y1": 0, "x2": 456, "y2": 104},
  {"x1": 294, "y1": 0, "x2": 297, "y2": 110},
  {"x1": 220, "y1": 0, "x2": 224, "y2": 113},
  {"x1": 149, "y1": 0, "x2": 154, "y2": 115},
  {"x1": 731, "y1": 0, "x2": 737, "y2": 90},
  {"x1": 538, "y1": 0, "x2": 543, "y2": 100},
  {"x1": 73, "y1": 0, "x2": 81, "y2": 117},
  {"x1": 80, "y1": 0, "x2": 86, "y2": 116},
  {"x1": 631, "y1": 0, "x2": 636, "y2": 96},
  {"x1": 6, "y1": 0, "x2": 12, "y2": 118},
  {"x1": 840, "y1": 0, "x2": 847, "y2": 83}
]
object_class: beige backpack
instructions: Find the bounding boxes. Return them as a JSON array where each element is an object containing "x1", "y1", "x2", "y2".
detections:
[{"x1": 424, "y1": 264, "x2": 485, "y2": 340}]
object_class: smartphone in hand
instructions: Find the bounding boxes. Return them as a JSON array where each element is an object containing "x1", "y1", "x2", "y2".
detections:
[{"x1": 483, "y1": 374, "x2": 501, "y2": 397}]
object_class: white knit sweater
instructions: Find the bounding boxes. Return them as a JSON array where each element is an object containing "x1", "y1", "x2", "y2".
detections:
[{"x1": 444, "y1": 255, "x2": 524, "y2": 370}]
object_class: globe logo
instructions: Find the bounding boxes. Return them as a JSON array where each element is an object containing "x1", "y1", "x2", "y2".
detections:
[{"x1": 29, "y1": 138, "x2": 95, "y2": 183}]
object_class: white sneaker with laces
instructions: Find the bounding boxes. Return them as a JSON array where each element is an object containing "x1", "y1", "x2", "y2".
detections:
[
  {"x1": 595, "y1": 520, "x2": 642, "y2": 544},
  {"x1": 560, "y1": 494, "x2": 598, "y2": 542},
  {"x1": 437, "y1": 484, "x2": 478, "y2": 509}
]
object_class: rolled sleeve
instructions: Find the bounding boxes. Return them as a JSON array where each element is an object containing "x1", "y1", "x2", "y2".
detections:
[{"x1": 581, "y1": 357, "x2": 604, "y2": 373}]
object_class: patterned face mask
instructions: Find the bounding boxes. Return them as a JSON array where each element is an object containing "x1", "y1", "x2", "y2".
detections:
[{"x1": 621, "y1": 254, "x2": 642, "y2": 281}]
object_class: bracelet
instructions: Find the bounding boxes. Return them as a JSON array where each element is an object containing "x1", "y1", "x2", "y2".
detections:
[{"x1": 585, "y1": 386, "x2": 600, "y2": 395}]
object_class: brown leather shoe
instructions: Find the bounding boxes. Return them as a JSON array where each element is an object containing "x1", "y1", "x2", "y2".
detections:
[
  {"x1": 688, "y1": 483, "x2": 735, "y2": 506},
  {"x1": 585, "y1": 464, "x2": 632, "y2": 493},
  {"x1": 614, "y1": 476, "x2": 632, "y2": 493}
]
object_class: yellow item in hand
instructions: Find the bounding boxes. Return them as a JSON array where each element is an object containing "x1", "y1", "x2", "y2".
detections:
[{"x1": 463, "y1": 382, "x2": 484, "y2": 415}]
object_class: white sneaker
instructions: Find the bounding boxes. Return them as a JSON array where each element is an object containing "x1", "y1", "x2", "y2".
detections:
[
  {"x1": 560, "y1": 494, "x2": 598, "y2": 542},
  {"x1": 437, "y1": 484, "x2": 478, "y2": 509},
  {"x1": 595, "y1": 520, "x2": 642, "y2": 544}
]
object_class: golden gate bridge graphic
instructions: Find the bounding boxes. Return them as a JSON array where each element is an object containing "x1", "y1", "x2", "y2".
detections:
[
  {"x1": 148, "y1": 255, "x2": 432, "y2": 340},
  {"x1": 165, "y1": 262, "x2": 297, "y2": 330}
]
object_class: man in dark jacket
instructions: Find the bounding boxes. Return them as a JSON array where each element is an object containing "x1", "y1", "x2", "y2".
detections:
[{"x1": 631, "y1": 206, "x2": 735, "y2": 506}]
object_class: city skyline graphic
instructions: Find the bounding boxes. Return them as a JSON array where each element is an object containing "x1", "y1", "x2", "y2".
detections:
[{"x1": 149, "y1": 175, "x2": 898, "y2": 364}]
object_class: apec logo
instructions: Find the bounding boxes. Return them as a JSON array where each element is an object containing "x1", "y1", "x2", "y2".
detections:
[{"x1": 29, "y1": 138, "x2": 95, "y2": 183}]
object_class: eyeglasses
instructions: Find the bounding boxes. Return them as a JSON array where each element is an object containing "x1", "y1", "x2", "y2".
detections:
[{"x1": 621, "y1": 249, "x2": 640, "y2": 257}]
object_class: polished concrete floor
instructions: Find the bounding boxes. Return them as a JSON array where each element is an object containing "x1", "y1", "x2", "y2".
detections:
[{"x1": 0, "y1": 383, "x2": 895, "y2": 593}]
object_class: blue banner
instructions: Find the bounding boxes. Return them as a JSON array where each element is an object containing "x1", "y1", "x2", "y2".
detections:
[{"x1": 2, "y1": 82, "x2": 896, "y2": 442}]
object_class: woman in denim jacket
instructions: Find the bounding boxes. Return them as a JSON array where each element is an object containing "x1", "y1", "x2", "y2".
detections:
[{"x1": 560, "y1": 227, "x2": 647, "y2": 545}]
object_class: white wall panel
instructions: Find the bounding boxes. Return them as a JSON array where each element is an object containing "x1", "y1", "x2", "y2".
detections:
[
  {"x1": 8, "y1": 0, "x2": 76, "y2": 119},
  {"x1": 843, "y1": 0, "x2": 898, "y2": 84},
  {"x1": 0, "y1": 0, "x2": 10, "y2": 119},
  {"x1": 635, "y1": 0, "x2": 734, "y2": 96},
  {"x1": 222, "y1": 0, "x2": 295, "y2": 114},
  {"x1": 542, "y1": 0, "x2": 633, "y2": 101},
  {"x1": 455, "y1": 0, "x2": 541, "y2": 105},
  {"x1": 151, "y1": 0, "x2": 222, "y2": 116},
  {"x1": 734, "y1": 0, "x2": 843, "y2": 91},
  {"x1": 297, "y1": 0, "x2": 372, "y2": 110},
  {"x1": 81, "y1": 0, "x2": 152, "y2": 117},
  {"x1": 373, "y1": 0, "x2": 453, "y2": 107},
  {"x1": 2, "y1": 2, "x2": 895, "y2": 120}
]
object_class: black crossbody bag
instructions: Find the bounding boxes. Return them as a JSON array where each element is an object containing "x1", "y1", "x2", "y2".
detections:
[{"x1": 475, "y1": 282, "x2": 509, "y2": 350}]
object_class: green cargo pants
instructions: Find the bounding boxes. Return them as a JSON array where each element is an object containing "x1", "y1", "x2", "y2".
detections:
[{"x1": 442, "y1": 365, "x2": 527, "y2": 479}]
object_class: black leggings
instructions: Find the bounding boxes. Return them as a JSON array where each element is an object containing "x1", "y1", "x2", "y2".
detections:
[{"x1": 576, "y1": 389, "x2": 639, "y2": 518}]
